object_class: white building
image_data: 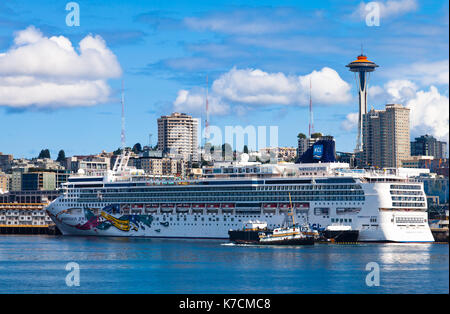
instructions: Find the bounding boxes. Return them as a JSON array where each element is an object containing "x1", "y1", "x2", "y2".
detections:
[{"x1": 157, "y1": 112, "x2": 198, "y2": 162}]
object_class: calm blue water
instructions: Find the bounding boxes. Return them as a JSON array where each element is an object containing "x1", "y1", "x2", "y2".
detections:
[{"x1": 0, "y1": 235, "x2": 448, "y2": 294}]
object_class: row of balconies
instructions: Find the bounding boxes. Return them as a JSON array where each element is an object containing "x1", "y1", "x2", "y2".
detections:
[
  {"x1": 0, "y1": 204, "x2": 44, "y2": 209},
  {"x1": 0, "y1": 220, "x2": 51, "y2": 226},
  {"x1": 0, "y1": 210, "x2": 47, "y2": 216},
  {"x1": 0, "y1": 216, "x2": 52, "y2": 222}
]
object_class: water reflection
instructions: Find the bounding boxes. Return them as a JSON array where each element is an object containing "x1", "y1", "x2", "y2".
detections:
[{"x1": 0, "y1": 236, "x2": 448, "y2": 293}]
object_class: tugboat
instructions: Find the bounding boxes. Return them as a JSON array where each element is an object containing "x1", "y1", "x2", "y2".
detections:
[
  {"x1": 228, "y1": 193, "x2": 315, "y2": 245},
  {"x1": 322, "y1": 224, "x2": 359, "y2": 243},
  {"x1": 258, "y1": 225, "x2": 314, "y2": 245}
]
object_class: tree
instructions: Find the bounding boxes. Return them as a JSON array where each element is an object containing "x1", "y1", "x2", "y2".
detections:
[
  {"x1": 243, "y1": 145, "x2": 249, "y2": 154},
  {"x1": 56, "y1": 150, "x2": 66, "y2": 163},
  {"x1": 113, "y1": 148, "x2": 123, "y2": 155},
  {"x1": 132, "y1": 143, "x2": 142, "y2": 154},
  {"x1": 311, "y1": 132, "x2": 323, "y2": 139},
  {"x1": 38, "y1": 149, "x2": 50, "y2": 159},
  {"x1": 297, "y1": 133, "x2": 307, "y2": 139}
]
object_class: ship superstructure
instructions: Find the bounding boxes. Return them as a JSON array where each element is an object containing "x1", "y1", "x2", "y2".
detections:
[{"x1": 46, "y1": 153, "x2": 434, "y2": 242}]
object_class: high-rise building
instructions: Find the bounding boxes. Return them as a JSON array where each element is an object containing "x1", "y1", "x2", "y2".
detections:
[
  {"x1": 411, "y1": 134, "x2": 447, "y2": 159},
  {"x1": 0, "y1": 153, "x2": 13, "y2": 171},
  {"x1": 157, "y1": 112, "x2": 198, "y2": 162},
  {"x1": 363, "y1": 104, "x2": 410, "y2": 168}
]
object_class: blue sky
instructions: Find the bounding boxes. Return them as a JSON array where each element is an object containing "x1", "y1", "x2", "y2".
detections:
[{"x1": 0, "y1": 0, "x2": 448, "y2": 158}]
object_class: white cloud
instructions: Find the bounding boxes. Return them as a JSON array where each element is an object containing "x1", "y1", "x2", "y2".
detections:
[
  {"x1": 183, "y1": 8, "x2": 301, "y2": 35},
  {"x1": 341, "y1": 112, "x2": 359, "y2": 131},
  {"x1": 385, "y1": 79, "x2": 418, "y2": 102},
  {"x1": 384, "y1": 60, "x2": 449, "y2": 86},
  {"x1": 353, "y1": 0, "x2": 418, "y2": 20},
  {"x1": 405, "y1": 86, "x2": 449, "y2": 142},
  {"x1": 173, "y1": 67, "x2": 352, "y2": 116},
  {"x1": 298, "y1": 68, "x2": 352, "y2": 104},
  {"x1": 343, "y1": 77, "x2": 449, "y2": 143},
  {"x1": 211, "y1": 68, "x2": 299, "y2": 105},
  {"x1": 173, "y1": 89, "x2": 230, "y2": 116},
  {"x1": 365, "y1": 80, "x2": 449, "y2": 142},
  {"x1": 0, "y1": 26, "x2": 122, "y2": 108}
]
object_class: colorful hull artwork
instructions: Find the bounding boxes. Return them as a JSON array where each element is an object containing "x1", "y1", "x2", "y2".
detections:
[{"x1": 59, "y1": 204, "x2": 154, "y2": 233}]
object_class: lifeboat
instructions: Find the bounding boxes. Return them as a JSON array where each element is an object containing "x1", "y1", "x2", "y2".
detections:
[
  {"x1": 262, "y1": 203, "x2": 277, "y2": 214},
  {"x1": 221, "y1": 203, "x2": 235, "y2": 213},
  {"x1": 278, "y1": 203, "x2": 291, "y2": 213},
  {"x1": 176, "y1": 204, "x2": 191, "y2": 213},
  {"x1": 294, "y1": 202, "x2": 310, "y2": 213},
  {"x1": 131, "y1": 204, "x2": 143, "y2": 213},
  {"x1": 144, "y1": 204, "x2": 159, "y2": 213},
  {"x1": 191, "y1": 203, "x2": 205, "y2": 213},
  {"x1": 160, "y1": 203, "x2": 175, "y2": 213},
  {"x1": 206, "y1": 204, "x2": 220, "y2": 213}
]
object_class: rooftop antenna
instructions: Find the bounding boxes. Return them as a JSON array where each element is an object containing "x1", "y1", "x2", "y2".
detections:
[
  {"x1": 112, "y1": 80, "x2": 130, "y2": 173},
  {"x1": 308, "y1": 77, "x2": 314, "y2": 138},
  {"x1": 121, "y1": 80, "x2": 126, "y2": 151},
  {"x1": 205, "y1": 75, "x2": 209, "y2": 145}
]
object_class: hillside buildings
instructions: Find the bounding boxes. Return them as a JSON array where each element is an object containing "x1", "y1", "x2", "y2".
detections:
[{"x1": 411, "y1": 134, "x2": 447, "y2": 159}]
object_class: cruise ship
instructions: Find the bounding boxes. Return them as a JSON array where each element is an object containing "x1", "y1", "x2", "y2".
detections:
[{"x1": 46, "y1": 152, "x2": 434, "y2": 242}]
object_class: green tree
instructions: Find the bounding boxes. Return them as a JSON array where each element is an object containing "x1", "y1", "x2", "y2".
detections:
[
  {"x1": 38, "y1": 149, "x2": 51, "y2": 159},
  {"x1": 132, "y1": 143, "x2": 142, "y2": 154},
  {"x1": 56, "y1": 150, "x2": 66, "y2": 163},
  {"x1": 311, "y1": 132, "x2": 323, "y2": 139},
  {"x1": 297, "y1": 133, "x2": 306, "y2": 139},
  {"x1": 243, "y1": 145, "x2": 249, "y2": 154},
  {"x1": 113, "y1": 148, "x2": 123, "y2": 155}
]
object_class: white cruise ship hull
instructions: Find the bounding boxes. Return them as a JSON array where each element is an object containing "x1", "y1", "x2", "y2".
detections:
[
  {"x1": 46, "y1": 162, "x2": 435, "y2": 243},
  {"x1": 47, "y1": 206, "x2": 434, "y2": 243}
]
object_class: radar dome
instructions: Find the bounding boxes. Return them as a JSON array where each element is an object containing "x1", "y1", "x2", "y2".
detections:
[{"x1": 240, "y1": 153, "x2": 249, "y2": 163}]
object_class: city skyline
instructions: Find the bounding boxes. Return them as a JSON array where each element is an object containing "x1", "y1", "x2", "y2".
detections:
[{"x1": 0, "y1": 0, "x2": 449, "y2": 158}]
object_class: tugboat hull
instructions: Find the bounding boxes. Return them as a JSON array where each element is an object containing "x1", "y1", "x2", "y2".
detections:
[
  {"x1": 258, "y1": 238, "x2": 314, "y2": 245},
  {"x1": 228, "y1": 230, "x2": 315, "y2": 245},
  {"x1": 228, "y1": 230, "x2": 261, "y2": 244}
]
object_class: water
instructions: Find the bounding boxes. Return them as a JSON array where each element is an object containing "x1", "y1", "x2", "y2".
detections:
[{"x1": 0, "y1": 235, "x2": 448, "y2": 294}]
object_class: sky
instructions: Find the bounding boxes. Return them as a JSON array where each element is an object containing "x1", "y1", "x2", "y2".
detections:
[{"x1": 0, "y1": 0, "x2": 448, "y2": 158}]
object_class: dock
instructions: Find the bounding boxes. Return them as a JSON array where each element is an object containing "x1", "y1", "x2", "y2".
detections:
[{"x1": 0, "y1": 202, "x2": 61, "y2": 235}]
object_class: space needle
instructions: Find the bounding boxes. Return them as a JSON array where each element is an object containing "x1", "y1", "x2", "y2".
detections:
[{"x1": 346, "y1": 53, "x2": 379, "y2": 153}]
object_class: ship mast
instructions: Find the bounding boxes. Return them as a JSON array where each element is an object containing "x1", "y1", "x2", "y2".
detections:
[{"x1": 289, "y1": 192, "x2": 295, "y2": 228}]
